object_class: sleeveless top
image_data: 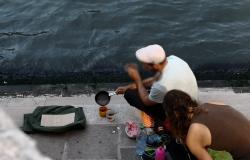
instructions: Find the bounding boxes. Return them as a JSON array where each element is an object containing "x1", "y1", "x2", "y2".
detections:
[{"x1": 191, "y1": 103, "x2": 250, "y2": 159}]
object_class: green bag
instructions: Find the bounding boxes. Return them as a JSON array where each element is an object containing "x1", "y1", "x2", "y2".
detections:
[
  {"x1": 208, "y1": 149, "x2": 233, "y2": 160},
  {"x1": 22, "y1": 105, "x2": 86, "y2": 133}
]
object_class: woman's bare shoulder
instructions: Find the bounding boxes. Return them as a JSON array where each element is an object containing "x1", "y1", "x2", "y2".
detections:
[{"x1": 186, "y1": 123, "x2": 212, "y2": 147}]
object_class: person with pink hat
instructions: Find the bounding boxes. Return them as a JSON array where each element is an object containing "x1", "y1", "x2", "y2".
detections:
[{"x1": 115, "y1": 44, "x2": 198, "y2": 131}]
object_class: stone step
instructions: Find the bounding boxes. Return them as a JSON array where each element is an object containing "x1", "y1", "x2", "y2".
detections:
[{"x1": 28, "y1": 124, "x2": 139, "y2": 160}]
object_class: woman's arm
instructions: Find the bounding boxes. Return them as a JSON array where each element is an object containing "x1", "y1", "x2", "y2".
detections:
[{"x1": 186, "y1": 123, "x2": 212, "y2": 160}]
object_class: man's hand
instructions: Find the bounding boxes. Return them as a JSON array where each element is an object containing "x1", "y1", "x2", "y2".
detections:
[
  {"x1": 115, "y1": 86, "x2": 129, "y2": 94},
  {"x1": 125, "y1": 63, "x2": 141, "y2": 82},
  {"x1": 115, "y1": 83, "x2": 137, "y2": 94}
]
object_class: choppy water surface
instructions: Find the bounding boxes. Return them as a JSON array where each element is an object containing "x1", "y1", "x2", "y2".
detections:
[{"x1": 0, "y1": 0, "x2": 250, "y2": 84}]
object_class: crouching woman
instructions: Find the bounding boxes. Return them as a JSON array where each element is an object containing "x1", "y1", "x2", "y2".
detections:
[{"x1": 163, "y1": 90, "x2": 250, "y2": 160}]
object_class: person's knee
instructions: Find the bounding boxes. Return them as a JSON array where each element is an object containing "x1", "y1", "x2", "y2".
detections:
[{"x1": 124, "y1": 89, "x2": 135, "y2": 105}]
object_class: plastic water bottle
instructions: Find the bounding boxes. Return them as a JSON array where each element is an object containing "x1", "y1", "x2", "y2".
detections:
[{"x1": 155, "y1": 146, "x2": 166, "y2": 160}]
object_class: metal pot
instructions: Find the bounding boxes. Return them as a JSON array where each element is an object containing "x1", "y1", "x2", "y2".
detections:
[{"x1": 95, "y1": 90, "x2": 116, "y2": 106}]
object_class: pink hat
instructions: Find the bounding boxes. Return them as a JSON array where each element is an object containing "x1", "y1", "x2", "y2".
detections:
[{"x1": 135, "y1": 44, "x2": 166, "y2": 64}]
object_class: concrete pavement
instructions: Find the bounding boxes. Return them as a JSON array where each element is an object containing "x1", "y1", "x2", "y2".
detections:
[{"x1": 1, "y1": 87, "x2": 250, "y2": 160}]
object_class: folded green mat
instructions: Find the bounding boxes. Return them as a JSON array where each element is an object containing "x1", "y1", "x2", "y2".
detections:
[{"x1": 22, "y1": 105, "x2": 86, "y2": 133}]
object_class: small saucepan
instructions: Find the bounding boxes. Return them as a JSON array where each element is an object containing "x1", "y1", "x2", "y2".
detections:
[{"x1": 95, "y1": 90, "x2": 117, "y2": 106}]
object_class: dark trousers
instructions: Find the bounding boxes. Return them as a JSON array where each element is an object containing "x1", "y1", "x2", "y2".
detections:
[{"x1": 124, "y1": 89, "x2": 166, "y2": 122}]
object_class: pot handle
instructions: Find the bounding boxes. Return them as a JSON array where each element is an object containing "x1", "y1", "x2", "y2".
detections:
[{"x1": 109, "y1": 92, "x2": 117, "y2": 96}]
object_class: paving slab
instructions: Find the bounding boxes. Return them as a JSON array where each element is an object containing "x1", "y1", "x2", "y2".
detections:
[
  {"x1": 0, "y1": 95, "x2": 141, "y2": 126},
  {"x1": 30, "y1": 133, "x2": 67, "y2": 160},
  {"x1": 66, "y1": 125, "x2": 119, "y2": 160},
  {"x1": 119, "y1": 147, "x2": 140, "y2": 160},
  {"x1": 27, "y1": 124, "x2": 138, "y2": 160}
]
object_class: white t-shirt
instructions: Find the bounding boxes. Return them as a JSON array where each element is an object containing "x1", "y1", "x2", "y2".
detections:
[{"x1": 149, "y1": 55, "x2": 198, "y2": 103}]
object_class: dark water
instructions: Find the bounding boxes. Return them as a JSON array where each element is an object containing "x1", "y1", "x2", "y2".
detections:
[{"x1": 0, "y1": 0, "x2": 250, "y2": 84}]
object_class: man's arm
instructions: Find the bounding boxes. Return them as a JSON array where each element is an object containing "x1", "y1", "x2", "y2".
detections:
[
  {"x1": 186, "y1": 123, "x2": 212, "y2": 160},
  {"x1": 135, "y1": 78, "x2": 158, "y2": 106},
  {"x1": 142, "y1": 75, "x2": 160, "y2": 88},
  {"x1": 125, "y1": 64, "x2": 158, "y2": 106},
  {"x1": 116, "y1": 74, "x2": 159, "y2": 94}
]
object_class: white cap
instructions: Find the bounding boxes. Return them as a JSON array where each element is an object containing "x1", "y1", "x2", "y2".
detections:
[{"x1": 135, "y1": 44, "x2": 166, "y2": 64}]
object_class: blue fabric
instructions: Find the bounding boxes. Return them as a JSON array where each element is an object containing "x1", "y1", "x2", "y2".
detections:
[
  {"x1": 136, "y1": 131, "x2": 148, "y2": 156},
  {"x1": 146, "y1": 134, "x2": 162, "y2": 146},
  {"x1": 136, "y1": 132, "x2": 162, "y2": 156}
]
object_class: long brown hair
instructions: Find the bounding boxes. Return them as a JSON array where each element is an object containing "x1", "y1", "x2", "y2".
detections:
[{"x1": 163, "y1": 90, "x2": 201, "y2": 141}]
